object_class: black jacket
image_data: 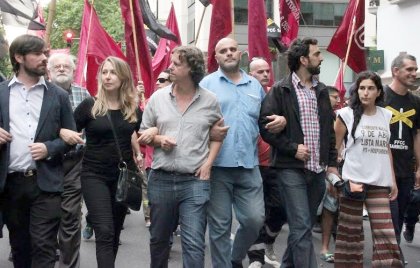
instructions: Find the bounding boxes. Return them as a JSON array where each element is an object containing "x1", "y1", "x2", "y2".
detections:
[{"x1": 259, "y1": 75, "x2": 337, "y2": 169}]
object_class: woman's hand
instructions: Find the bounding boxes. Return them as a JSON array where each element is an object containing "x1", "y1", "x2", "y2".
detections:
[
  {"x1": 59, "y1": 129, "x2": 84, "y2": 145},
  {"x1": 389, "y1": 183, "x2": 398, "y2": 201},
  {"x1": 138, "y1": 127, "x2": 158, "y2": 145},
  {"x1": 134, "y1": 152, "x2": 144, "y2": 169}
]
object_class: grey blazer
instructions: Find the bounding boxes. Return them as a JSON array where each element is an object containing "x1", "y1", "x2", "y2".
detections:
[{"x1": 0, "y1": 80, "x2": 76, "y2": 193}]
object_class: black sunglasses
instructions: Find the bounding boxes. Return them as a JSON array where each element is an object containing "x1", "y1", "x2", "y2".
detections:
[{"x1": 157, "y1": 78, "x2": 169, "y2": 83}]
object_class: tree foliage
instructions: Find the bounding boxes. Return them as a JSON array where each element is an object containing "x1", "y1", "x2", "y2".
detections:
[{"x1": 46, "y1": 0, "x2": 124, "y2": 55}]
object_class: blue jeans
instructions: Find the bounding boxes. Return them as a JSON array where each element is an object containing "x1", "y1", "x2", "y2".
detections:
[
  {"x1": 277, "y1": 169, "x2": 325, "y2": 268},
  {"x1": 208, "y1": 167, "x2": 265, "y2": 267},
  {"x1": 148, "y1": 169, "x2": 209, "y2": 268}
]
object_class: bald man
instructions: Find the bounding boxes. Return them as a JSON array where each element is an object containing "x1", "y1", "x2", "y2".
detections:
[
  {"x1": 200, "y1": 38, "x2": 285, "y2": 268},
  {"x1": 247, "y1": 57, "x2": 287, "y2": 268},
  {"x1": 249, "y1": 58, "x2": 271, "y2": 89}
]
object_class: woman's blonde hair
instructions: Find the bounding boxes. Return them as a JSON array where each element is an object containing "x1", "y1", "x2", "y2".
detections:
[{"x1": 92, "y1": 56, "x2": 138, "y2": 123}]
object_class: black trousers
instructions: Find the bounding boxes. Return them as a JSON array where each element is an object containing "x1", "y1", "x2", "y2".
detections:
[
  {"x1": 81, "y1": 174, "x2": 127, "y2": 268},
  {"x1": 247, "y1": 166, "x2": 287, "y2": 264},
  {"x1": 3, "y1": 173, "x2": 61, "y2": 268},
  {"x1": 59, "y1": 155, "x2": 83, "y2": 268}
]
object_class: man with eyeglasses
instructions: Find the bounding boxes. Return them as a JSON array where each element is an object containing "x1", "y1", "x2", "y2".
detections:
[
  {"x1": 155, "y1": 69, "x2": 172, "y2": 90},
  {"x1": 0, "y1": 34, "x2": 76, "y2": 268},
  {"x1": 47, "y1": 52, "x2": 90, "y2": 268}
]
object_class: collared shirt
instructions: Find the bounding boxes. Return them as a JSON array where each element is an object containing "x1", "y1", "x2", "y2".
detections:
[
  {"x1": 292, "y1": 72, "x2": 323, "y2": 173},
  {"x1": 140, "y1": 85, "x2": 222, "y2": 173},
  {"x1": 8, "y1": 75, "x2": 47, "y2": 172},
  {"x1": 68, "y1": 84, "x2": 90, "y2": 111},
  {"x1": 200, "y1": 69, "x2": 265, "y2": 168}
]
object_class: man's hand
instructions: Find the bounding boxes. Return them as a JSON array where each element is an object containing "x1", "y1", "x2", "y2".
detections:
[
  {"x1": 138, "y1": 127, "x2": 158, "y2": 145},
  {"x1": 295, "y1": 144, "x2": 310, "y2": 161},
  {"x1": 59, "y1": 128, "x2": 84, "y2": 145},
  {"x1": 160, "y1": 136, "x2": 177, "y2": 151},
  {"x1": 210, "y1": 118, "x2": 229, "y2": 142},
  {"x1": 0, "y1": 127, "x2": 12, "y2": 145},
  {"x1": 265, "y1": 115, "x2": 287, "y2": 133},
  {"x1": 195, "y1": 161, "x2": 212, "y2": 180},
  {"x1": 415, "y1": 170, "x2": 420, "y2": 190},
  {"x1": 137, "y1": 81, "x2": 145, "y2": 98},
  {"x1": 29, "y1": 143, "x2": 48, "y2": 160}
]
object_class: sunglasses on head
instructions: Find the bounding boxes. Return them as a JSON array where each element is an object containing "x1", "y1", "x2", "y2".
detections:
[{"x1": 157, "y1": 78, "x2": 169, "y2": 83}]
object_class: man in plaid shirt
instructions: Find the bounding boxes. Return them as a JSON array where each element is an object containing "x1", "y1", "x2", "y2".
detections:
[
  {"x1": 48, "y1": 53, "x2": 90, "y2": 268},
  {"x1": 259, "y1": 38, "x2": 339, "y2": 268}
]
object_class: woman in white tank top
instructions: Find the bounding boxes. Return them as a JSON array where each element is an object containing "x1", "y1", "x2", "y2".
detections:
[{"x1": 333, "y1": 71, "x2": 402, "y2": 267}]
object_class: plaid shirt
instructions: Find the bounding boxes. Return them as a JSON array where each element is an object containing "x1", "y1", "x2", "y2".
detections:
[
  {"x1": 68, "y1": 84, "x2": 90, "y2": 111},
  {"x1": 292, "y1": 72, "x2": 323, "y2": 173}
]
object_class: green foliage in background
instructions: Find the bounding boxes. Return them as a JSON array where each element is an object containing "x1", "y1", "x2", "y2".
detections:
[{"x1": 46, "y1": 0, "x2": 124, "y2": 55}]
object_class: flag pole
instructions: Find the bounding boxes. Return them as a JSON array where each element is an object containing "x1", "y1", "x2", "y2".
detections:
[
  {"x1": 44, "y1": 0, "x2": 56, "y2": 46},
  {"x1": 230, "y1": 0, "x2": 235, "y2": 37},
  {"x1": 194, "y1": 6, "x2": 207, "y2": 45},
  {"x1": 128, "y1": 0, "x2": 145, "y2": 105}
]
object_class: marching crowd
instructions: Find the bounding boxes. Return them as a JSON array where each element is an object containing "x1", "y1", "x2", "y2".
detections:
[{"x1": 0, "y1": 33, "x2": 419, "y2": 268}]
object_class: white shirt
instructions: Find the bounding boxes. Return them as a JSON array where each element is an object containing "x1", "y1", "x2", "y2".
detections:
[
  {"x1": 8, "y1": 76, "x2": 46, "y2": 172},
  {"x1": 338, "y1": 106, "x2": 393, "y2": 187}
]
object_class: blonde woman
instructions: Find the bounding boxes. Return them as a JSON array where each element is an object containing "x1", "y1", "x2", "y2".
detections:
[{"x1": 73, "y1": 56, "x2": 143, "y2": 268}]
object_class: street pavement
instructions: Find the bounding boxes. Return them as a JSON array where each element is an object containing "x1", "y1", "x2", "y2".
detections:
[{"x1": 1, "y1": 207, "x2": 420, "y2": 267}]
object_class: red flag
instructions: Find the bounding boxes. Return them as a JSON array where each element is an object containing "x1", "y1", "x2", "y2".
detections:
[
  {"x1": 327, "y1": 0, "x2": 366, "y2": 74},
  {"x1": 207, "y1": 0, "x2": 232, "y2": 73},
  {"x1": 279, "y1": 0, "x2": 300, "y2": 47},
  {"x1": 75, "y1": 0, "x2": 126, "y2": 95},
  {"x1": 334, "y1": 61, "x2": 347, "y2": 108},
  {"x1": 152, "y1": 4, "x2": 181, "y2": 86},
  {"x1": 119, "y1": 0, "x2": 154, "y2": 98},
  {"x1": 248, "y1": 0, "x2": 274, "y2": 86}
]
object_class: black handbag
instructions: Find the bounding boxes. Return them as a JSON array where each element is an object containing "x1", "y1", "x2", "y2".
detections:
[
  {"x1": 343, "y1": 180, "x2": 367, "y2": 201},
  {"x1": 107, "y1": 113, "x2": 144, "y2": 211}
]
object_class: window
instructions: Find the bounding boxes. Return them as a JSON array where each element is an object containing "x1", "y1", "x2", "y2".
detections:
[
  {"x1": 234, "y1": 0, "x2": 274, "y2": 24},
  {"x1": 300, "y1": 1, "x2": 348, "y2": 27}
]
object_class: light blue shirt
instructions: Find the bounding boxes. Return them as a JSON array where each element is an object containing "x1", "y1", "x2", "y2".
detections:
[
  {"x1": 200, "y1": 69, "x2": 265, "y2": 168},
  {"x1": 8, "y1": 75, "x2": 47, "y2": 172}
]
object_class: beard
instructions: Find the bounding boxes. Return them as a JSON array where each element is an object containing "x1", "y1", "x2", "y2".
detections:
[
  {"x1": 53, "y1": 73, "x2": 73, "y2": 88},
  {"x1": 307, "y1": 64, "x2": 321, "y2": 75},
  {"x1": 219, "y1": 60, "x2": 240, "y2": 73},
  {"x1": 23, "y1": 64, "x2": 46, "y2": 77}
]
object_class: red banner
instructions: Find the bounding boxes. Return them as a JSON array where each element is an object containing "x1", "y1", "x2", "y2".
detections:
[
  {"x1": 152, "y1": 4, "x2": 181, "y2": 88},
  {"x1": 119, "y1": 0, "x2": 154, "y2": 98},
  {"x1": 279, "y1": 0, "x2": 300, "y2": 47},
  {"x1": 248, "y1": 0, "x2": 274, "y2": 86},
  {"x1": 75, "y1": 0, "x2": 126, "y2": 95},
  {"x1": 327, "y1": 0, "x2": 366, "y2": 73},
  {"x1": 207, "y1": 0, "x2": 232, "y2": 73}
]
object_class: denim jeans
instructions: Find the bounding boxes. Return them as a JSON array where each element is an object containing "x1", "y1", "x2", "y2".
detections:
[
  {"x1": 277, "y1": 168, "x2": 325, "y2": 268},
  {"x1": 208, "y1": 167, "x2": 265, "y2": 268},
  {"x1": 148, "y1": 169, "x2": 209, "y2": 268},
  {"x1": 390, "y1": 176, "x2": 414, "y2": 243}
]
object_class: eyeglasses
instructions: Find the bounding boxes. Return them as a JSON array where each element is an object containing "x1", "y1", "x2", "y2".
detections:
[
  {"x1": 53, "y1": 64, "x2": 71, "y2": 71},
  {"x1": 156, "y1": 78, "x2": 169, "y2": 83}
]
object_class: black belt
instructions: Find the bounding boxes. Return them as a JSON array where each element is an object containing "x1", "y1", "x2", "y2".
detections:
[
  {"x1": 153, "y1": 169, "x2": 195, "y2": 177},
  {"x1": 8, "y1": 169, "x2": 37, "y2": 178}
]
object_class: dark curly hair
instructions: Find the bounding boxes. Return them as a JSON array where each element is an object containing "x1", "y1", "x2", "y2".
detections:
[
  {"x1": 172, "y1": 46, "x2": 205, "y2": 87},
  {"x1": 286, "y1": 38, "x2": 318, "y2": 72},
  {"x1": 348, "y1": 71, "x2": 384, "y2": 140},
  {"x1": 9, "y1": 34, "x2": 46, "y2": 74}
]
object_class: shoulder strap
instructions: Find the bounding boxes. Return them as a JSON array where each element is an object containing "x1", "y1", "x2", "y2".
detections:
[{"x1": 106, "y1": 112, "x2": 124, "y2": 163}]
